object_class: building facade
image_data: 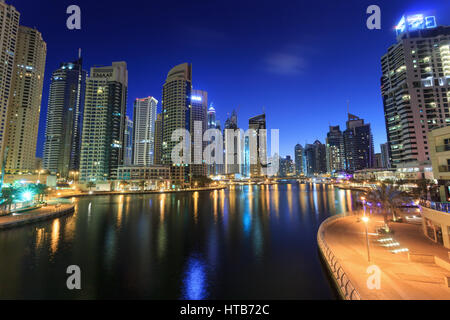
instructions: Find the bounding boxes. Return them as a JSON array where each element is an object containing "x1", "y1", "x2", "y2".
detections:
[
  {"x1": 381, "y1": 15, "x2": 450, "y2": 169},
  {"x1": 124, "y1": 116, "x2": 133, "y2": 165},
  {"x1": 79, "y1": 62, "x2": 128, "y2": 181},
  {"x1": 5, "y1": 26, "x2": 46, "y2": 173},
  {"x1": 0, "y1": 1, "x2": 20, "y2": 166},
  {"x1": 153, "y1": 113, "x2": 162, "y2": 165},
  {"x1": 43, "y1": 57, "x2": 86, "y2": 177},
  {"x1": 380, "y1": 142, "x2": 391, "y2": 168},
  {"x1": 132, "y1": 97, "x2": 157, "y2": 166}
]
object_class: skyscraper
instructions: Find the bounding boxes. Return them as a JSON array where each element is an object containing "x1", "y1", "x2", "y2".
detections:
[
  {"x1": 132, "y1": 97, "x2": 157, "y2": 166},
  {"x1": 207, "y1": 105, "x2": 216, "y2": 129},
  {"x1": 304, "y1": 140, "x2": 327, "y2": 176},
  {"x1": 343, "y1": 113, "x2": 374, "y2": 172},
  {"x1": 124, "y1": 116, "x2": 133, "y2": 165},
  {"x1": 294, "y1": 144, "x2": 303, "y2": 176},
  {"x1": 380, "y1": 142, "x2": 391, "y2": 169},
  {"x1": 43, "y1": 57, "x2": 86, "y2": 177},
  {"x1": 161, "y1": 63, "x2": 192, "y2": 185},
  {"x1": 0, "y1": 0, "x2": 19, "y2": 166},
  {"x1": 248, "y1": 113, "x2": 267, "y2": 177},
  {"x1": 381, "y1": 14, "x2": 450, "y2": 168},
  {"x1": 79, "y1": 62, "x2": 128, "y2": 181},
  {"x1": 5, "y1": 26, "x2": 46, "y2": 173},
  {"x1": 207, "y1": 105, "x2": 217, "y2": 176},
  {"x1": 224, "y1": 110, "x2": 240, "y2": 175},
  {"x1": 154, "y1": 113, "x2": 162, "y2": 165},
  {"x1": 190, "y1": 90, "x2": 207, "y2": 177},
  {"x1": 325, "y1": 125, "x2": 344, "y2": 174}
]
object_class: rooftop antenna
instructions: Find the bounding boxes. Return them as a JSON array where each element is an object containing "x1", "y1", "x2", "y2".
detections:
[
  {"x1": 346, "y1": 100, "x2": 350, "y2": 117},
  {"x1": 78, "y1": 48, "x2": 81, "y2": 59},
  {"x1": 262, "y1": 106, "x2": 266, "y2": 115}
]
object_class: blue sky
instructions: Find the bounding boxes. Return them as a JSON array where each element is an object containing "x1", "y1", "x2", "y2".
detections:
[{"x1": 11, "y1": 0, "x2": 450, "y2": 157}]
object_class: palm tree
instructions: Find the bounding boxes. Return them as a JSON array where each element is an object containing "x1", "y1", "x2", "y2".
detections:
[{"x1": 362, "y1": 183, "x2": 410, "y2": 228}]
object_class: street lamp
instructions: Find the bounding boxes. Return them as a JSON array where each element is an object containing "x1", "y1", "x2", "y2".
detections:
[{"x1": 361, "y1": 216, "x2": 371, "y2": 262}]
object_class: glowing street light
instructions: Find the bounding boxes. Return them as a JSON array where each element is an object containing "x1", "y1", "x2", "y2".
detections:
[{"x1": 362, "y1": 216, "x2": 371, "y2": 262}]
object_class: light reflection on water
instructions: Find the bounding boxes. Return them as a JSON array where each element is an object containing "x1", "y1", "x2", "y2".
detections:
[{"x1": 0, "y1": 182, "x2": 357, "y2": 299}]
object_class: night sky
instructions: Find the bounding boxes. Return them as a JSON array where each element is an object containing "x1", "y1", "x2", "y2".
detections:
[{"x1": 11, "y1": 0, "x2": 450, "y2": 158}]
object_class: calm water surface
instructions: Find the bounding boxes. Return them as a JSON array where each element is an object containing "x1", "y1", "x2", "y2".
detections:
[{"x1": 0, "y1": 182, "x2": 357, "y2": 299}]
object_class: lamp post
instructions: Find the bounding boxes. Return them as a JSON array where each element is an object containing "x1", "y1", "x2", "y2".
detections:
[{"x1": 362, "y1": 216, "x2": 371, "y2": 262}]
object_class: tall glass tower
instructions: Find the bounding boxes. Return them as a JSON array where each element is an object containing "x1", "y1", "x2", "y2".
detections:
[{"x1": 43, "y1": 57, "x2": 86, "y2": 177}]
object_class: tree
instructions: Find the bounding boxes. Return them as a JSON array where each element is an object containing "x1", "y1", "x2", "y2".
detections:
[
  {"x1": 362, "y1": 183, "x2": 410, "y2": 228},
  {"x1": 86, "y1": 181, "x2": 95, "y2": 191},
  {"x1": 0, "y1": 187, "x2": 19, "y2": 213}
]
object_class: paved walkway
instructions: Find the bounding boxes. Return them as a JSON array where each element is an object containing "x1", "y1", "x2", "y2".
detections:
[
  {"x1": 0, "y1": 204, "x2": 74, "y2": 229},
  {"x1": 323, "y1": 213, "x2": 450, "y2": 299}
]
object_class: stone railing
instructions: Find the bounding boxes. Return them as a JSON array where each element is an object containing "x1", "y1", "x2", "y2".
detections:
[{"x1": 317, "y1": 214, "x2": 361, "y2": 300}]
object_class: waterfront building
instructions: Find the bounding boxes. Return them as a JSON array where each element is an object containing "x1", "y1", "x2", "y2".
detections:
[
  {"x1": 5, "y1": 26, "x2": 46, "y2": 173},
  {"x1": 380, "y1": 142, "x2": 391, "y2": 168},
  {"x1": 161, "y1": 63, "x2": 192, "y2": 184},
  {"x1": 132, "y1": 96, "x2": 157, "y2": 166},
  {"x1": 43, "y1": 57, "x2": 86, "y2": 177},
  {"x1": 0, "y1": 1, "x2": 20, "y2": 165},
  {"x1": 325, "y1": 125, "x2": 345, "y2": 174},
  {"x1": 124, "y1": 116, "x2": 133, "y2": 165},
  {"x1": 294, "y1": 144, "x2": 303, "y2": 176},
  {"x1": 428, "y1": 126, "x2": 450, "y2": 201},
  {"x1": 79, "y1": 62, "x2": 128, "y2": 182},
  {"x1": 190, "y1": 90, "x2": 207, "y2": 177},
  {"x1": 343, "y1": 113, "x2": 374, "y2": 172},
  {"x1": 249, "y1": 113, "x2": 267, "y2": 177},
  {"x1": 353, "y1": 167, "x2": 433, "y2": 182},
  {"x1": 381, "y1": 14, "x2": 450, "y2": 169},
  {"x1": 279, "y1": 155, "x2": 295, "y2": 177}
]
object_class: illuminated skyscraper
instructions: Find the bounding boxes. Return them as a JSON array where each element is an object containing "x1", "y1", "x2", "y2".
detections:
[
  {"x1": 79, "y1": 62, "x2": 128, "y2": 181},
  {"x1": 5, "y1": 26, "x2": 46, "y2": 173},
  {"x1": 154, "y1": 113, "x2": 162, "y2": 165},
  {"x1": 0, "y1": 1, "x2": 19, "y2": 166},
  {"x1": 325, "y1": 125, "x2": 344, "y2": 174},
  {"x1": 343, "y1": 114, "x2": 374, "y2": 172},
  {"x1": 382, "y1": 14, "x2": 450, "y2": 169},
  {"x1": 161, "y1": 63, "x2": 192, "y2": 164},
  {"x1": 124, "y1": 116, "x2": 133, "y2": 165},
  {"x1": 132, "y1": 96, "x2": 157, "y2": 166},
  {"x1": 190, "y1": 90, "x2": 207, "y2": 177},
  {"x1": 294, "y1": 144, "x2": 303, "y2": 175},
  {"x1": 248, "y1": 113, "x2": 266, "y2": 177},
  {"x1": 224, "y1": 110, "x2": 240, "y2": 175},
  {"x1": 43, "y1": 57, "x2": 86, "y2": 177}
]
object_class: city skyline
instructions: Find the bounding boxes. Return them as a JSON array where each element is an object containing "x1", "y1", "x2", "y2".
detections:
[{"x1": 12, "y1": 0, "x2": 450, "y2": 159}]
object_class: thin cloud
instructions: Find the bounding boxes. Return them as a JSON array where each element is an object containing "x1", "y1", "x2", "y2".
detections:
[{"x1": 264, "y1": 52, "x2": 306, "y2": 75}]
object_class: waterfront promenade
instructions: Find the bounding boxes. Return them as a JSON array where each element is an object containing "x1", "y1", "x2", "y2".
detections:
[
  {"x1": 320, "y1": 214, "x2": 450, "y2": 299},
  {"x1": 0, "y1": 204, "x2": 74, "y2": 230}
]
